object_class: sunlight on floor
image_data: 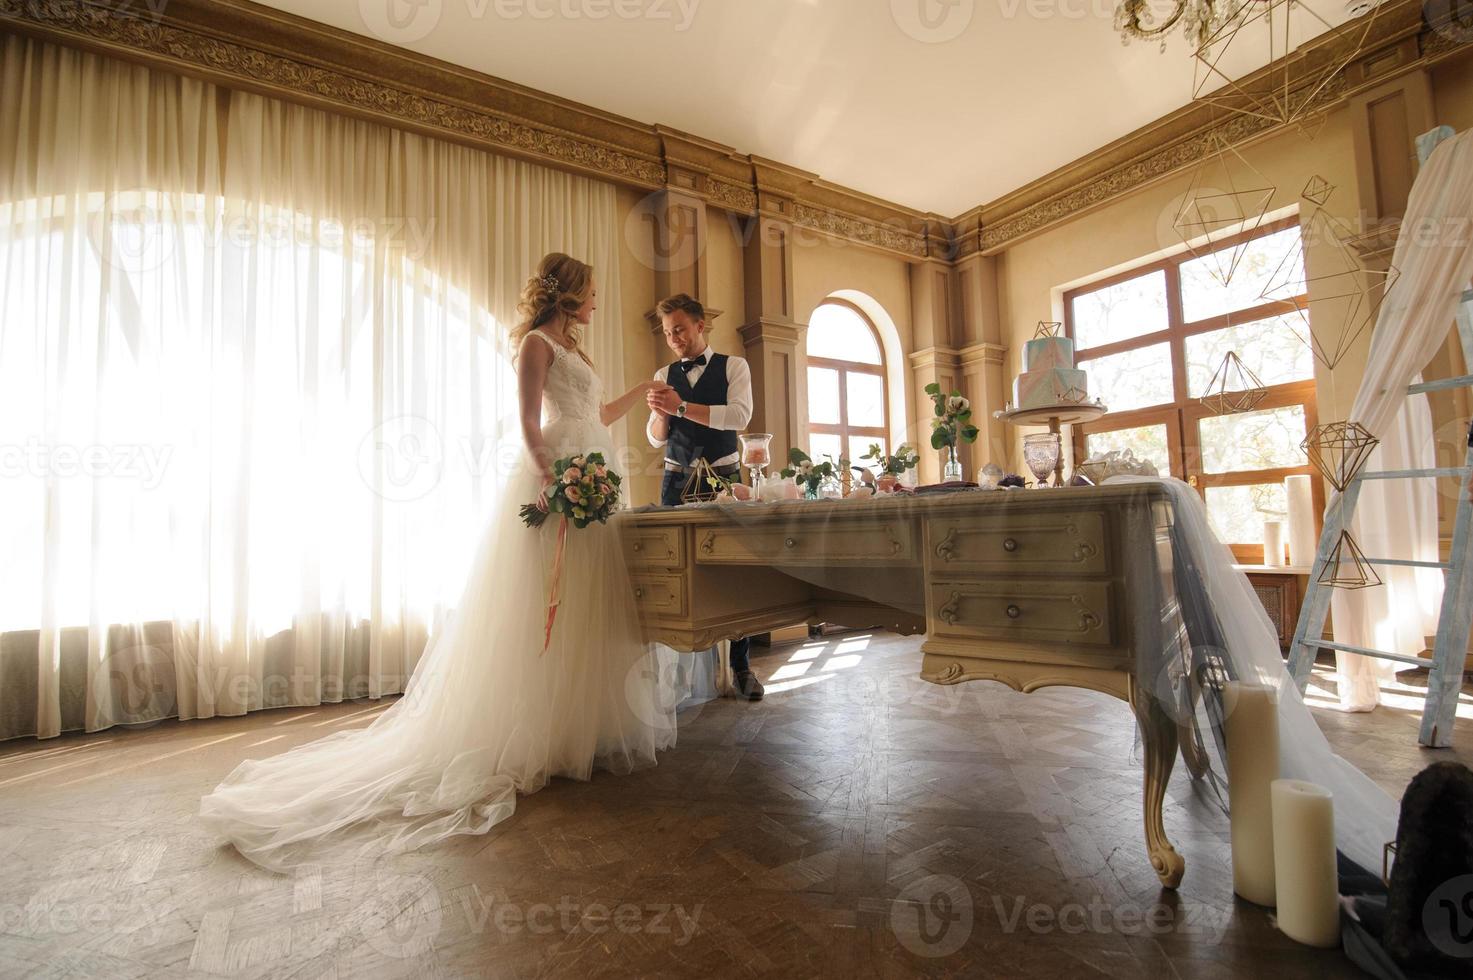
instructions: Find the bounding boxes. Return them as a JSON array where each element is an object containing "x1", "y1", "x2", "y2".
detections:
[
  {"x1": 1302, "y1": 662, "x2": 1473, "y2": 720},
  {"x1": 763, "y1": 633, "x2": 873, "y2": 694}
]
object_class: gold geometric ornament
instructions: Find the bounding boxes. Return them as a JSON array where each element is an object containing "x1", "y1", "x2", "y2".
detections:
[
  {"x1": 680, "y1": 458, "x2": 731, "y2": 504},
  {"x1": 1192, "y1": 0, "x2": 1385, "y2": 135},
  {"x1": 1035, "y1": 320, "x2": 1063, "y2": 339},
  {"x1": 1317, "y1": 529, "x2": 1382, "y2": 591},
  {"x1": 1301, "y1": 421, "x2": 1379, "y2": 493},
  {"x1": 1173, "y1": 132, "x2": 1276, "y2": 287},
  {"x1": 1057, "y1": 383, "x2": 1089, "y2": 405},
  {"x1": 1259, "y1": 208, "x2": 1400, "y2": 370},
  {"x1": 1199, "y1": 351, "x2": 1268, "y2": 415},
  {"x1": 1300, "y1": 175, "x2": 1335, "y2": 208}
]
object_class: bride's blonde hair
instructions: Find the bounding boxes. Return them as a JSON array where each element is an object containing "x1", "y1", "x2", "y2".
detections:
[{"x1": 511, "y1": 252, "x2": 595, "y2": 366}]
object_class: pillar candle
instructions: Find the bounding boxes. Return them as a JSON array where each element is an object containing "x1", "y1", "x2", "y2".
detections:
[
  {"x1": 1285, "y1": 475, "x2": 1316, "y2": 567},
  {"x1": 1271, "y1": 779, "x2": 1340, "y2": 948},
  {"x1": 1225, "y1": 682, "x2": 1279, "y2": 906},
  {"x1": 1262, "y1": 521, "x2": 1286, "y2": 568}
]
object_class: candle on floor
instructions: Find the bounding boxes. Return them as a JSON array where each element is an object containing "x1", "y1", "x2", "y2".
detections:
[
  {"x1": 1262, "y1": 520, "x2": 1286, "y2": 568},
  {"x1": 1225, "y1": 681, "x2": 1279, "y2": 906},
  {"x1": 1271, "y1": 779, "x2": 1340, "y2": 948}
]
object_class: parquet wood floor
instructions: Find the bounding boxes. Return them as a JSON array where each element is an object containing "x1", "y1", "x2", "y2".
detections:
[{"x1": 1, "y1": 632, "x2": 1467, "y2": 978}]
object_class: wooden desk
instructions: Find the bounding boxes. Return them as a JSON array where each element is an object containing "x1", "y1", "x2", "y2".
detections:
[{"x1": 617, "y1": 484, "x2": 1188, "y2": 888}]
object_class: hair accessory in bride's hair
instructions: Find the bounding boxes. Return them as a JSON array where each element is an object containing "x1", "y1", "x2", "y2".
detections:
[{"x1": 538, "y1": 273, "x2": 560, "y2": 294}]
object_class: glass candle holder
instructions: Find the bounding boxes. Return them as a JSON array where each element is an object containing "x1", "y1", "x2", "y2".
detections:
[
  {"x1": 1024, "y1": 432, "x2": 1061, "y2": 488},
  {"x1": 739, "y1": 433, "x2": 773, "y2": 495}
]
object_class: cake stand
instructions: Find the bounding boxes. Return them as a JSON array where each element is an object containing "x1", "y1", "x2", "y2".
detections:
[{"x1": 993, "y1": 402, "x2": 1107, "y2": 487}]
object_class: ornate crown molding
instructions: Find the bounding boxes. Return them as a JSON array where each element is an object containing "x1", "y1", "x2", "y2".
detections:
[
  {"x1": 965, "y1": 0, "x2": 1470, "y2": 255},
  {"x1": 2, "y1": 0, "x2": 1467, "y2": 264},
  {"x1": 792, "y1": 202, "x2": 929, "y2": 259},
  {"x1": 0, "y1": 0, "x2": 934, "y2": 259},
  {"x1": 0, "y1": 0, "x2": 673, "y2": 186}
]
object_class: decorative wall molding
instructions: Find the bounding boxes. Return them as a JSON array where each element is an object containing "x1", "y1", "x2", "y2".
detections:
[
  {"x1": 0, "y1": 0, "x2": 933, "y2": 258},
  {"x1": 793, "y1": 202, "x2": 929, "y2": 260},
  {"x1": 1, "y1": 0, "x2": 1467, "y2": 263},
  {"x1": 961, "y1": 0, "x2": 1471, "y2": 255}
]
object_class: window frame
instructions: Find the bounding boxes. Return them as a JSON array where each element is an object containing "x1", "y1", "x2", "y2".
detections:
[
  {"x1": 805, "y1": 298, "x2": 890, "y2": 469},
  {"x1": 1064, "y1": 216, "x2": 1325, "y2": 563}
]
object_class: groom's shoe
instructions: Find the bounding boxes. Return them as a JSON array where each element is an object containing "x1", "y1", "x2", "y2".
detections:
[{"x1": 732, "y1": 671, "x2": 765, "y2": 701}]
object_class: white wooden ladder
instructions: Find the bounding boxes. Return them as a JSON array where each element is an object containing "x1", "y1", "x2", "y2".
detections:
[{"x1": 1286, "y1": 126, "x2": 1473, "y2": 748}]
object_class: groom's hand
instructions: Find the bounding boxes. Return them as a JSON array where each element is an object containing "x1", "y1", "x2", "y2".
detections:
[{"x1": 646, "y1": 387, "x2": 683, "y2": 417}]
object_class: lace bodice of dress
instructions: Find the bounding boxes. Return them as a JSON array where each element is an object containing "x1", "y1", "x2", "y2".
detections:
[{"x1": 522, "y1": 330, "x2": 603, "y2": 425}]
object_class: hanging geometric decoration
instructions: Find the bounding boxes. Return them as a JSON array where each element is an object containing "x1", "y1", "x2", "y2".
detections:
[
  {"x1": 1258, "y1": 207, "x2": 1400, "y2": 370},
  {"x1": 1192, "y1": 0, "x2": 1385, "y2": 136},
  {"x1": 1199, "y1": 351, "x2": 1269, "y2": 415},
  {"x1": 1173, "y1": 131, "x2": 1277, "y2": 286},
  {"x1": 1301, "y1": 421, "x2": 1379, "y2": 493},
  {"x1": 1317, "y1": 529, "x2": 1382, "y2": 591},
  {"x1": 1300, "y1": 175, "x2": 1335, "y2": 208},
  {"x1": 1035, "y1": 320, "x2": 1064, "y2": 339}
]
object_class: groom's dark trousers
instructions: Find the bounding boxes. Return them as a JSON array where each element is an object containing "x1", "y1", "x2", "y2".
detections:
[{"x1": 659, "y1": 467, "x2": 751, "y2": 675}]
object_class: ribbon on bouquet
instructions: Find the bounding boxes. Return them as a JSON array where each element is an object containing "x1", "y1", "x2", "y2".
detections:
[{"x1": 542, "y1": 514, "x2": 570, "y2": 655}]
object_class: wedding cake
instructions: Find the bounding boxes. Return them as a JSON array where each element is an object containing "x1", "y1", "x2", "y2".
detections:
[{"x1": 1012, "y1": 327, "x2": 1088, "y2": 410}]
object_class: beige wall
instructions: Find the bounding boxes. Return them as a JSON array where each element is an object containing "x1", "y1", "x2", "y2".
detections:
[
  {"x1": 995, "y1": 107, "x2": 1366, "y2": 479},
  {"x1": 993, "y1": 61, "x2": 1473, "y2": 479},
  {"x1": 610, "y1": 63, "x2": 1472, "y2": 510},
  {"x1": 613, "y1": 195, "x2": 920, "y2": 504}
]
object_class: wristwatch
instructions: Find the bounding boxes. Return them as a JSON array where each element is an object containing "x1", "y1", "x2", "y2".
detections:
[{"x1": 675, "y1": 401, "x2": 689, "y2": 418}]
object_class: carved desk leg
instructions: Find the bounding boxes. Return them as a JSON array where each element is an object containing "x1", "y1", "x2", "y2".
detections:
[{"x1": 1129, "y1": 675, "x2": 1186, "y2": 889}]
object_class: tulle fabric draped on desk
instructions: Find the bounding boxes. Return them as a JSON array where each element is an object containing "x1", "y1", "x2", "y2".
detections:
[{"x1": 645, "y1": 477, "x2": 1396, "y2": 872}]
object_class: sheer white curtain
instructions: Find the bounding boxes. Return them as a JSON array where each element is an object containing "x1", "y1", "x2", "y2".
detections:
[
  {"x1": 0, "y1": 35, "x2": 626, "y2": 739},
  {"x1": 1329, "y1": 127, "x2": 1473, "y2": 710}
]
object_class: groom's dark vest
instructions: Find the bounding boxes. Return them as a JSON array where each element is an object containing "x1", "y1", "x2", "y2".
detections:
[{"x1": 666, "y1": 353, "x2": 738, "y2": 467}]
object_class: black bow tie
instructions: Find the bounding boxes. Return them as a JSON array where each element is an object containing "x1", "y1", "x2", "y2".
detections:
[{"x1": 676, "y1": 354, "x2": 708, "y2": 373}]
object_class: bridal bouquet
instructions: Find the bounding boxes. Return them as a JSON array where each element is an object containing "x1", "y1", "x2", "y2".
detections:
[
  {"x1": 520, "y1": 452, "x2": 622, "y2": 529},
  {"x1": 519, "y1": 452, "x2": 623, "y2": 653}
]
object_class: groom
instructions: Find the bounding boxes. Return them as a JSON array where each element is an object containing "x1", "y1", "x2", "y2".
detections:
[{"x1": 646, "y1": 293, "x2": 764, "y2": 701}]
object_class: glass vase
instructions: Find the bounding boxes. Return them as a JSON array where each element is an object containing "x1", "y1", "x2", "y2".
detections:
[{"x1": 942, "y1": 448, "x2": 964, "y2": 483}]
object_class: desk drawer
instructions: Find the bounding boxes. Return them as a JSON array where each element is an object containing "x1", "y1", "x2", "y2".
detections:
[
  {"x1": 928, "y1": 511, "x2": 1108, "y2": 575},
  {"x1": 929, "y1": 580, "x2": 1114, "y2": 648},
  {"x1": 695, "y1": 519, "x2": 916, "y2": 565},
  {"x1": 623, "y1": 525, "x2": 685, "y2": 569},
  {"x1": 631, "y1": 573, "x2": 687, "y2": 619}
]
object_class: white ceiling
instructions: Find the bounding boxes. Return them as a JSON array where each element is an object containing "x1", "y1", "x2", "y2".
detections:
[{"x1": 260, "y1": 0, "x2": 1359, "y2": 215}]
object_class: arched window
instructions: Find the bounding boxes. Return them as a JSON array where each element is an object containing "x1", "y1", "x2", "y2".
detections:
[{"x1": 805, "y1": 302, "x2": 889, "y2": 470}]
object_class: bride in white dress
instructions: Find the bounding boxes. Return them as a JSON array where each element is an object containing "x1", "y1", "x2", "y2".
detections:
[{"x1": 200, "y1": 253, "x2": 681, "y2": 871}]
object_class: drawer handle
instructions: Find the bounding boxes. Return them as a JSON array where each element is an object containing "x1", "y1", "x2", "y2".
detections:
[
  {"x1": 1006, "y1": 604, "x2": 1022, "y2": 620},
  {"x1": 634, "y1": 588, "x2": 644, "y2": 599},
  {"x1": 1003, "y1": 538, "x2": 1019, "y2": 553},
  {"x1": 633, "y1": 542, "x2": 643, "y2": 553},
  {"x1": 785, "y1": 537, "x2": 797, "y2": 549}
]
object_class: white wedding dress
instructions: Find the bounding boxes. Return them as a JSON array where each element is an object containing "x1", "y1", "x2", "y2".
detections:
[{"x1": 200, "y1": 329, "x2": 680, "y2": 871}]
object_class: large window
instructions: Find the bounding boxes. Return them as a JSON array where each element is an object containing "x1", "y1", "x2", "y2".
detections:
[
  {"x1": 806, "y1": 302, "x2": 889, "y2": 469},
  {"x1": 1066, "y1": 219, "x2": 1323, "y2": 562}
]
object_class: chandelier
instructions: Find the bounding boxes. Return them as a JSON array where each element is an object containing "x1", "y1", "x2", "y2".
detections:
[{"x1": 1114, "y1": 0, "x2": 1252, "y2": 49}]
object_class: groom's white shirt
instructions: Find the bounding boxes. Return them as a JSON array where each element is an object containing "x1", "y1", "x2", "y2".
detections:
[{"x1": 646, "y1": 352, "x2": 754, "y2": 468}]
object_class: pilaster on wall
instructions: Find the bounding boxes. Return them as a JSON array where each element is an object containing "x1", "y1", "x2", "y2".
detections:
[
  {"x1": 739, "y1": 160, "x2": 809, "y2": 463},
  {"x1": 953, "y1": 253, "x2": 1009, "y2": 476},
  {"x1": 635, "y1": 186, "x2": 709, "y2": 365},
  {"x1": 908, "y1": 346, "x2": 962, "y2": 485},
  {"x1": 959, "y1": 342, "x2": 1008, "y2": 476}
]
